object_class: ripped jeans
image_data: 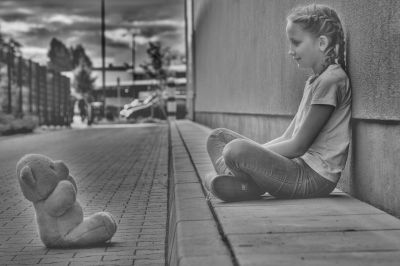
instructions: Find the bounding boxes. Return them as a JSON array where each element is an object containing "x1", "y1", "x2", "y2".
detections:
[{"x1": 206, "y1": 128, "x2": 337, "y2": 199}]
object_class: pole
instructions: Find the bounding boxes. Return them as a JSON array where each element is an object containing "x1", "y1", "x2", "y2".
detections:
[
  {"x1": 132, "y1": 36, "x2": 135, "y2": 73},
  {"x1": 101, "y1": 0, "x2": 106, "y2": 112},
  {"x1": 28, "y1": 59, "x2": 32, "y2": 113},
  {"x1": 117, "y1": 77, "x2": 121, "y2": 113},
  {"x1": 7, "y1": 47, "x2": 12, "y2": 114},
  {"x1": 18, "y1": 56, "x2": 22, "y2": 115}
]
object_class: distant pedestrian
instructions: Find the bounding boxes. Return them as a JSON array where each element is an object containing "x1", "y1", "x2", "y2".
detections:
[
  {"x1": 78, "y1": 99, "x2": 87, "y2": 122},
  {"x1": 205, "y1": 4, "x2": 351, "y2": 202}
]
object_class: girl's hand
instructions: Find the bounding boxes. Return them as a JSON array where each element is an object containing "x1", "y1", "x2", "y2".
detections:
[{"x1": 265, "y1": 104, "x2": 334, "y2": 158}]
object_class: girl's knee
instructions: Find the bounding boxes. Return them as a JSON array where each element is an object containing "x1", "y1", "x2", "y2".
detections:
[
  {"x1": 207, "y1": 128, "x2": 229, "y2": 149},
  {"x1": 222, "y1": 138, "x2": 253, "y2": 164},
  {"x1": 208, "y1": 128, "x2": 229, "y2": 139}
]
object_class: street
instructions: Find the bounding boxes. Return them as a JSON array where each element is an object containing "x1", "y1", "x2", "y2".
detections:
[{"x1": 0, "y1": 123, "x2": 168, "y2": 266}]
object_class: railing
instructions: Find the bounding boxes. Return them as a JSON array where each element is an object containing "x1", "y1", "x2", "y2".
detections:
[{"x1": 0, "y1": 46, "x2": 72, "y2": 126}]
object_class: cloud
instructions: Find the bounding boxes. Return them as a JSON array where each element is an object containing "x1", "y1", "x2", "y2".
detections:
[
  {"x1": 20, "y1": 46, "x2": 48, "y2": 64},
  {"x1": 132, "y1": 19, "x2": 184, "y2": 28},
  {"x1": 0, "y1": 20, "x2": 41, "y2": 34},
  {"x1": 0, "y1": 0, "x2": 185, "y2": 67},
  {"x1": 47, "y1": 14, "x2": 99, "y2": 25},
  {"x1": 0, "y1": 8, "x2": 35, "y2": 21}
]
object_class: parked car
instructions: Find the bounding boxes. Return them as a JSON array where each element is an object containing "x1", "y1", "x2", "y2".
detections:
[{"x1": 119, "y1": 93, "x2": 160, "y2": 119}]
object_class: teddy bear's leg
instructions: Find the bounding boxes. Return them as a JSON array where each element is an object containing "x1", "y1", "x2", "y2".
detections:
[{"x1": 63, "y1": 212, "x2": 117, "y2": 247}]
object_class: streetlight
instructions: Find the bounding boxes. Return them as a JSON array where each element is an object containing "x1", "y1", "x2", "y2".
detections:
[
  {"x1": 123, "y1": 28, "x2": 141, "y2": 80},
  {"x1": 101, "y1": 0, "x2": 106, "y2": 114}
]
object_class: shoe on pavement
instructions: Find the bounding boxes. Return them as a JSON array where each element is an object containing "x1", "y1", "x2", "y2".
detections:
[
  {"x1": 203, "y1": 172, "x2": 217, "y2": 192},
  {"x1": 207, "y1": 174, "x2": 264, "y2": 202}
]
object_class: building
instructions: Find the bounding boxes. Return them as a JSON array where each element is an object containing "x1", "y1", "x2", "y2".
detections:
[{"x1": 91, "y1": 64, "x2": 187, "y2": 109}]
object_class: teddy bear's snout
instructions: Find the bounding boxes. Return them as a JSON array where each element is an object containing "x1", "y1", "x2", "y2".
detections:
[{"x1": 20, "y1": 166, "x2": 36, "y2": 187}]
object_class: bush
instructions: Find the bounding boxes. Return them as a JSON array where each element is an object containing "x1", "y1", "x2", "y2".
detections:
[
  {"x1": 0, "y1": 123, "x2": 11, "y2": 134},
  {"x1": 0, "y1": 113, "x2": 39, "y2": 135}
]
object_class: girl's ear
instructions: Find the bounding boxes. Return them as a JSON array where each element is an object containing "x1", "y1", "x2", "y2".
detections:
[{"x1": 318, "y1": 35, "x2": 329, "y2": 52}]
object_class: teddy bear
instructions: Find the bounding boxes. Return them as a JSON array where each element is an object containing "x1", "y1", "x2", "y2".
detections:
[{"x1": 16, "y1": 154, "x2": 117, "y2": 248}]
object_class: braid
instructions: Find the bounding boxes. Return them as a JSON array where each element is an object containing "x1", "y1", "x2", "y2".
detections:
[
  {"x1": 288, "y1": 4, "x2": 347, "y2": 73},
  {"x1": 337, "y1": 27, "x2": 347, "y2": 73}
]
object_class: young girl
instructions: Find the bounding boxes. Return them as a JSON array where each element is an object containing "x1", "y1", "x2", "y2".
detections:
[{"x1": 205, "y1": 4, "x2": 351, "y2": 202}]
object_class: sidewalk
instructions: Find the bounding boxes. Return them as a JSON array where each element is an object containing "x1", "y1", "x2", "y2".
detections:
[
  {"x1": 3, "y1": 119, "x2": 400, "y2": 265},
  {"x1": 169, "y1": 119, "x2": 400, "y2": 266},
  {"x1": 0, "y1": 123, "x2": 168, "y2": 266}
]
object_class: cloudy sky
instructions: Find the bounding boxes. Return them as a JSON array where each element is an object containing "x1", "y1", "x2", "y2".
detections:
[{"x1": 0, "y1": 0, "x2": 185, "y2": 67}]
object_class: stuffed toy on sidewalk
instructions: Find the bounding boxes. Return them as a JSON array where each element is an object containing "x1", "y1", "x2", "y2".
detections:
[{"x1": 16, "y1": 154, "x2": 117, "y2": 248}]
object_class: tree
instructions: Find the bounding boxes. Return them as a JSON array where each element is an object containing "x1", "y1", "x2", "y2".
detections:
[
  {"x1": 73, "y1": 67, "x2": 96, "y2": 95},
  {"x1": 47, "y1": 39, "x2": 93, "y2": 72},
  {"x1": 140, "y1": 42, "x2": 184, "y2": 82},
  {"x1": 71, "y1": 44, "x2": 92, "y2": 70},
  {"x1": 47, "y1": 38, "x2": 72, "y2": 71},
  {"x1": 7, "y1": 38, "x2": 22, "y2": 56},
  {"x1": 140, "y1": 42, "x2": 179, "y2": 119},
  {"x1": 140, "y1": 42, "x2": 170, "y2": 82}
]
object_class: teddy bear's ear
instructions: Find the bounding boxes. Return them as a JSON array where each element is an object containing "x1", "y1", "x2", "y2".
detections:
[
  {"x1": 20, "y1": 166, "x2": 36, "y2": 187},
  {"x1": 54, "y1": 160, "x2": 69, "y2": 177}
]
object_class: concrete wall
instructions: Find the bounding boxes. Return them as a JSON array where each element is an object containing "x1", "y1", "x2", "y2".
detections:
[{"x1": 186, "y1": 0, "x2": 400, "y2": 217}]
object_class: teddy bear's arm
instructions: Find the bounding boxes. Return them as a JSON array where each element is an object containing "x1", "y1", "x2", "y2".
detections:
[
  {"x1": 44, "y1": 180, "x2": 76, "y2": 217},
  {"x1": 67, "y1": 175, "x2": 78, "y2": 193}
]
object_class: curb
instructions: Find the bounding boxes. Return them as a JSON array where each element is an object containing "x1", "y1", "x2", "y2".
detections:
[{"x1": 167, "y1": 120, "x2": 233, "y2": 266}]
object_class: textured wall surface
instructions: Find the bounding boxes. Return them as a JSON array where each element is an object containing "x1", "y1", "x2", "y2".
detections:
[
  {"x1": 192, "y1": 0, "x2": 400, "y2": 119},
  {"x1": 188, "y1": 0, "x2": 400, "y2": 217},
  {"x1": 195, "y1": 112, "x2": 292, "y2": 143},
  {"x1": 351, "y1": 120, "x2": 400, "y2": 216},
  {"x1": 193, "y1": 0, "x2": 306, "y2": 116}
]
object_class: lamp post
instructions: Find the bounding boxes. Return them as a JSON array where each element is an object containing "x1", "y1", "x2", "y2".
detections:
[
  {"x1": 129, "y1": 29, "x2": 140, "y2": 82},
  {"x1": 117, "y1": 77, "x2": 121, "y2": 111},
  {"x1": 131, "y1": 34, "x2": 136, "y2": 75},
  {"x1": 101, "y1": 0, "x2": 106, "y2": 114}
]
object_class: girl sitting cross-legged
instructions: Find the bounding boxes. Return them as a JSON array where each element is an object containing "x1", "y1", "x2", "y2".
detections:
[{"x1": 204, "y1": 4, "x2": 351, "y2": 202}]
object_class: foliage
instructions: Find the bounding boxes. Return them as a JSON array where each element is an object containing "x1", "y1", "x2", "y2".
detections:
[
  {"x1": 0, "y1": 32, "x2": 23, "y2": 57},
  {"x1": 139, "y1": 42, "x2": 184, "y2": 119},
  {"x1": 73, "y1": 67, "x2": 96, "y2": 95},
  {"x1": 47, "y1": 38, "x2": 73, "y2": 71},
  {"x1": 47, "y1": 39, "x2": 93, "y2": 73},
  {"x1": 140, "y1": 42, "x2": 185, "y2": 84},
  {"x1": 140, "y1": 42, "x2": 171, "y2": 83},
  {"x1": 46, "y1": 38, "x2": 95, "y2": 98},
  {"x1": 0, "y1": 113, "x2": 39, "y2": 135},
  {"x1": 71, "y1": 44, "x2": 92, "y2": 69}
]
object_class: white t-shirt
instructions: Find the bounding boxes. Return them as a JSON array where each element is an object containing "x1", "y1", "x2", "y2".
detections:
[{"x1": 292, "y1": 64, "x2": 351, "y2": 183}]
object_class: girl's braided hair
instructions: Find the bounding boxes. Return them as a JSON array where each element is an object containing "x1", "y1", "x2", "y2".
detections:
[{"x1": 287, "y1": 4, "x2": 347, "y2": 73}]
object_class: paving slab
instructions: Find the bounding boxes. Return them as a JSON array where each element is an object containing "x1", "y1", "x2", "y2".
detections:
[
  {"x1": 168, "y1": 121, "x2": 233, "y2": 265},
  {"x1": 173, "y1": 119, "x2": 400, "y2": 266}
]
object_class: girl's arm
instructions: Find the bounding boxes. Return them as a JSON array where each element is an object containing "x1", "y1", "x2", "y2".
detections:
[
  {"x1": 263, "y1": 115, "x2": 296, "y2": 147},
  {"x1": 266, "y1": 104, "x2": 334, "y2": 158}
]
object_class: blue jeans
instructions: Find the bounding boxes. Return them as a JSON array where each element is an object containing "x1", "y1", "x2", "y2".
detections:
[{"x1": 206, "y1": 128, "x2": 337, "y2": 199}]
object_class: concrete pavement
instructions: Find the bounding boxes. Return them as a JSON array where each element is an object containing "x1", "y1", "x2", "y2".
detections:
[{"x1": 169, "y1": 119, "x2": 400, "y2": 266}]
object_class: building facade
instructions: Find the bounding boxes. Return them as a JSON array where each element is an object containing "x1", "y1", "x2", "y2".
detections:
[{"x1": 91, "y1": 65, "x2": 187, "y2": 109}]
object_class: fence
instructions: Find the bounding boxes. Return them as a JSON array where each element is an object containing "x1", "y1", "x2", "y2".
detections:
[{"x1": 0, "y1": 45, "x2": 72, "y2": 126}]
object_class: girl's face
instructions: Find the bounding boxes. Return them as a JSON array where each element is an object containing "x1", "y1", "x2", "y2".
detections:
[{"x1": 286, "y1": 20, "x2": 325, "y2": 73}]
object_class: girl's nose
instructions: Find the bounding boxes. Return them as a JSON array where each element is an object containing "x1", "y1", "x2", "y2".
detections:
[{"x1": 288, "y1": 49, "x2": 295, "y2": 56}]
